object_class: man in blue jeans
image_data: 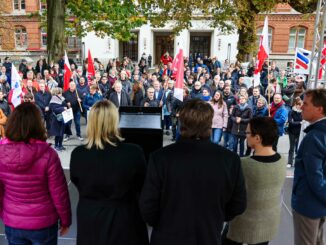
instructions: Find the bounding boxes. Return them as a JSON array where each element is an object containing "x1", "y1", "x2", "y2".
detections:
[
  {"x1": 63, "y1": 81, "x2": 84, "y2": 141},
  {"x1": 291, "y1": 89, "x2": 326, "y2": 245}
]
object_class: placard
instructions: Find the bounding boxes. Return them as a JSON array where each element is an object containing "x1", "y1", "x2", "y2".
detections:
[{"x1": 62, "y1": 108, "x2": 74, "y2": 123}]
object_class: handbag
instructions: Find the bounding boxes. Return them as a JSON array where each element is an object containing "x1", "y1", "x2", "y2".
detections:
[{"x1": 53, "y1": 112, "x2": 63, "y2": 122}]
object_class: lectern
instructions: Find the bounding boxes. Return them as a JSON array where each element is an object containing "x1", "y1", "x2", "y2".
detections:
[{"x1": 119, "y1": 107, "x2": 163, "y2": 161}]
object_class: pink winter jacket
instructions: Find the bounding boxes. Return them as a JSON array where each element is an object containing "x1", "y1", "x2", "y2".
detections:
[
  {"x1": 209, "y1": 101, "x2": 229, "y2": 129},
  {"x1": 0, "y1": 139, "x2": 71, "y2": 230}
]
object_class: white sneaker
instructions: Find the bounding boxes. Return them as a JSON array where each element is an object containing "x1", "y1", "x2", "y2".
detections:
[
  {"x1": 78, "y1": 137, "x2": 84, "y2": 141},
  {"x1": 287, "y1": 164, "x2": 292, "y2": 168},
  {"x1": 63, "y1": 136, "x2": 70, "y2": 142}
]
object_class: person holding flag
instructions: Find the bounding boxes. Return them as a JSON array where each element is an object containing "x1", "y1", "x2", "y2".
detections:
[
  {"x1": 7, "y1": 63, "x2": 23, "y2": 111},
  {"x1": 254, "y1": 16, "x2": 269, "y2": 100}
]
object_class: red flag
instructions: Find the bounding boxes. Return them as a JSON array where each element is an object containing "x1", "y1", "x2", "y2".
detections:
[
  {"x1": 172, "y1": 49, "x2": 184, "y2": 102},
  {"x1": 87, "y1": 49, "x2": 95, "y2": 82},
  {"x1": 254, "y1": 16, "x2": 269, "y2": 86},
  {"x1": 318, "y1": 41, "x2": 326, "y2": 79},
  {"x1": 64, "y1": 51, "x2": 72, "y2": 91}
]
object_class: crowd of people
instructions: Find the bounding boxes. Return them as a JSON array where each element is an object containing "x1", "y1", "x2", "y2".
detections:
[
  {"x1": 0, "y1": 89, "x2": 325, "y2": 245},
  {"x1": 0, "y1": 53, "x2": 307, "y2": 168}
]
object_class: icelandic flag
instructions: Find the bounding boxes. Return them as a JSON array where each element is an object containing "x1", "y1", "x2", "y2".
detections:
[
  {"x1": 11, "y1": 64, "x2": 22, "y2": 108},
  {"x1": 294, "y1": 48, "x2": 311, "y2": 75}
]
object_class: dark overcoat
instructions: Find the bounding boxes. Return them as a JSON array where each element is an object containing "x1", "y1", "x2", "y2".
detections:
[
  {"x1": 48, "y1": 98, "x2": 67, "y2": 137},
  {"x1": 140, "y1": 138, "x2": 247, "y2": 245},
  {"x1": 70, "y1": 142, "x2": 149, "y2": 245}
]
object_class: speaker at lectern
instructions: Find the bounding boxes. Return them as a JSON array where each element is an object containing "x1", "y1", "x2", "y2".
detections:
[{"x1": 119, "y1": 106, "x2": 163, "y2": 161}]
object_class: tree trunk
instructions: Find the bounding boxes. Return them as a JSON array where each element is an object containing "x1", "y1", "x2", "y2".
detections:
[
  {"x1": 47, "y1": 0, "x2": 66, "y2": 63},
  {"x1": 236, "y1": 12, "x2": 257, "y2": 62}
]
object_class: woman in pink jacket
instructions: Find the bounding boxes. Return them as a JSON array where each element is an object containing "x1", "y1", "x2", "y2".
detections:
[
  {"x1": 209, "y1": 90, "x2": 229, "y2": 144},
  {"x1": 0, "y1": 102, "x2": 71, "y2": 245}
]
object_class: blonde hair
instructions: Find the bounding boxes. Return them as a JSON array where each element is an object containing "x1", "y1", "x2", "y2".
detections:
[
  {"x1": 51, "y1": 87, "x2": 62, "y2": 95},
  {"x1": 85, "y1": 100, "x2": 123, "y2": 149}
]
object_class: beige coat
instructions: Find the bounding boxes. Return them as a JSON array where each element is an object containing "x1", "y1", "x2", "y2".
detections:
[{"x1": 0, "y1": 108, "x2": 7, "y2": 137}]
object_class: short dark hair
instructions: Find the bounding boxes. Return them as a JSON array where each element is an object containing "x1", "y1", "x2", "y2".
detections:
[
  {"x1": 6, "y1": 102, "x2": 47, "y2": 143},
  {"x1": 179, "y1": 99, "x2": 213, "y2": 139},
  {"x1": 249, "y1": 117, "x2": 278, "y2": 146},
  {"x1": 305, "y1": 89, "x2": 326, "y2": 116}
]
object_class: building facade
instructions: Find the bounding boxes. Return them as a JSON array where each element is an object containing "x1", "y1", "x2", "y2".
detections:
[
  {"x1": 0, "y1": 0, "x2": 81, "y2": 63},
  {"x1": 83, "y1": 20, "x2": 239, "y2": 65},
  {"x1": 256, "y1": 3, "x2": 315, "y2": 68}
]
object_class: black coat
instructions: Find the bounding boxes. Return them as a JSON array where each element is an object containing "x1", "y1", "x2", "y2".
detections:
[
  {"x1": 288, "y1": 109, "x2": 302, "y2": 136},
  {"x1": 35, "y1": 91, "x2": 51, "y2": 114},
  {"x1": 70, "y1": 142, "x2": 149, "y2": 245},
  {"x1": 63, "y1": 89, "x2": 83, "y2": 113},
  {"x1": 48, "y1": 97, "x2": 67, "y2": 137},
  {"x1": 132, "y1": 89, "x2": 144, "y2": 106},
  {"x1": 230, "y1": 105, "x2": 252, "y2": 137},
  {"x1": 109, "y1": 91, "x2": 131, "y2": 107},
  {"x1": 140, "y1": 138, "x2": 246, "y2": 245}
]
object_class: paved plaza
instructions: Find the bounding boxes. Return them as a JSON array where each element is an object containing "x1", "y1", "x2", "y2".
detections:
[{"x1": 0, "y1": 119, "x2": 323, "y2": 245}]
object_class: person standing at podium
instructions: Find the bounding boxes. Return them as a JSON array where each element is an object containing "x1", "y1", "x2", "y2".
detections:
[
  {"x1": 70, "y1": 100, "x2": 149, "y2": 245},
  {"x1": 140, "y1": 99, "x2": 246, "y2": 245}
]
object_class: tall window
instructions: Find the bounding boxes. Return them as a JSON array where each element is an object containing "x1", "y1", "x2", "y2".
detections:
[
  {"x1": 0, "y1": 34, "x2": 2, "y2": 49},
  {"x1": 13, "y1": 0, "x2": 25, "y2": 11},
  {"x1": 288, "y1": 27, "x2": 306, "y2": 52},
  {"x1": 41, "y1": 28, "x2": 47, "y2": 47},
  {"x1": 15, "y1": 27, "x2": 27, "y2": 49},
  {"x1": 256, "y1": 26, "x2": 273, "y2": 51}
]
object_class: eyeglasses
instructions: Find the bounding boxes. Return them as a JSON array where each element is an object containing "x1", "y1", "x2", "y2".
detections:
[{"x1": 245, "y1": 131, "x2": 252, "y2": 135}]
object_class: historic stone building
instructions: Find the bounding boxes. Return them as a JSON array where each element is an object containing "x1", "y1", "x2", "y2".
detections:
[
  {"x1": 0, "y1": 0, "x2": 81, "y2": 63},
  {"x1": 256, "y1": 3, "x2": 315, "y2": 68}
]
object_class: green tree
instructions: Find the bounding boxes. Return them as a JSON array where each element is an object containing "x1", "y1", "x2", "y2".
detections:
[
  {"x1": 45, "y1": 0, "x2": 145, "y2": 62},
  {"x1": 139, "y1": 0, "x2": 318, "y2": 61}
]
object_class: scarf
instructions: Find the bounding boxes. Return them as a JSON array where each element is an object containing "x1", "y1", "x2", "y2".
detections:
[
  {"x1": 201, "y1": 95, "x2": 211, "y2": 102},
  {"x1": 239, "y1": 103, "x2": 248, "y2": 111},
  {"x1": 50, "y1": 95, "x2": 64, "y2": 105},
  {"x1": 270, "y1": 100, "x2": 284, "y2": 118}
]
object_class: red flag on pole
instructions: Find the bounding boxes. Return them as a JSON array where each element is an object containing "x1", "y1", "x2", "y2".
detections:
[
  {"x1": 318, "y1": 41, "x2": 326, "y2": 79},
  {"x1": 254, "y1": 16, "x2": 269, "y2": 86},
  {"x1": 63, "y1": 51, "x2": 72, "y2": 91},
  {"x1": 172, "y1": 49, "x2": 184, "y2": 102},
  {"x1": 87, "y1": 49, "x2": 95, "y2": 82}
]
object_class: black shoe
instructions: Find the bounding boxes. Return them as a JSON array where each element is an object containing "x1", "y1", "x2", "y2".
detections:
[
  {"x1": 59, "y1": 146, "x2": 66, "y2": 151},
  {"x1": 171, "y1": 138, "x2": 176, "y2": 142},
  {"x1": 166, "y1": 131, "x2": 170, "y2": 136}
]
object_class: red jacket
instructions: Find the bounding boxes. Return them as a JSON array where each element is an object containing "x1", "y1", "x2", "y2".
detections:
[
  {"x1": 160, "y1": 55, "x2": 173, "y2": 65},
  {"x1": 0, "y1": 139, "x2": 71, "y2": 229}
]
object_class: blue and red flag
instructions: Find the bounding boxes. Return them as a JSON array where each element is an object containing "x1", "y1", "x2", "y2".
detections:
[{"x1": 294, "y1": 48, "x2": 311, "y2": 75}]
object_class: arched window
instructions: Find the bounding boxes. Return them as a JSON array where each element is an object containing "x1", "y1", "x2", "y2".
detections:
[
  {"x1": 15, "y1": 26, "x2": 27, "y2": 49},
  {"x1": 288, "y1": 27, "x2": 306, "y2": 52},
  {"x1": 13, "y1": 0, "x2": 25, "y2": 11},
  {"x1": 256, "y1": 26, "x2": 273, "y2": 51}
]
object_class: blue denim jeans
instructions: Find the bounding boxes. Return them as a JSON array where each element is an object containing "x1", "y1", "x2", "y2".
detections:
[
  {"x1": 223, "y1": 131, "x2": 234, "y2": 151},
  {"x1": 211, "y1": 128, "x2": 223, "y2": 144},
  {"x1": 73, "y1": 111, "x2": 81, "y2": 137},
  {"x1": 5, "y1": 224, "x2": 58, "y2": 245},
  {"x1": 232, "y1": 135, "x2": 246, "y2": 157},
  {"x1": 67, "y1": 111, "x2": 81, "y2": 137}
]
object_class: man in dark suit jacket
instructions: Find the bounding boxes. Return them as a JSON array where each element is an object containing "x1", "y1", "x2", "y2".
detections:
[
  {"x1": 140, "y1": 99, "x2": 246, "y2": 245},
  {"x1": 108, "y1": 81, "x2": 131, "y2": 108}
]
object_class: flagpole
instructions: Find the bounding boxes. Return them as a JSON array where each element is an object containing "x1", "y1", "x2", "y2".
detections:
[
  {"x1": 75, "y1": 89, "x2": 83, "y2": 113},
  {"x1": 268, "y1": 57, "x2": 271, "y2": 116}
]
